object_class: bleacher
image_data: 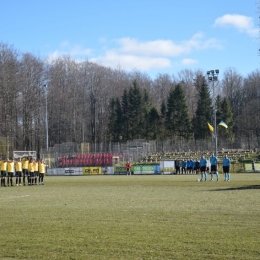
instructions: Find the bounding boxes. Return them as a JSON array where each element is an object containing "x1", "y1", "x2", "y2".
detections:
[
  {"x1": 137, "y1": 149, "x2": 254, "y2": 164},
  {"x1": 58, "y1": 153, "x2": 120, "y2": 167}
]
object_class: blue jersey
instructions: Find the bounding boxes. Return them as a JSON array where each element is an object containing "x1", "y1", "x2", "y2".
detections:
[
  {"x1": 181, "y1": 161, "x2": 186, "y2": 168},
  {"x1": 223, "y1": 158, "x2": 231, "y2": 166},
  {"x1": 200, "y1": 158, "x2": 207, "y2": 167},
  {"x1": 187, "y1": 160, "x2": 193, "y2": 168},
  {"x1": 210, "y1": 156, "x2": 217, "y2": 166}
]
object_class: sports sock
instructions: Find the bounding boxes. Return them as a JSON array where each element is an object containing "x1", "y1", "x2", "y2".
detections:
[{"x1": 216, "y1": 172, "x2": 219, "y2": 180}]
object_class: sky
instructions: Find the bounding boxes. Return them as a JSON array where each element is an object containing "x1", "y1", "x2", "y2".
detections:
[{"x1": 0, "y1": 0, "x2": 259, "y2": 79}]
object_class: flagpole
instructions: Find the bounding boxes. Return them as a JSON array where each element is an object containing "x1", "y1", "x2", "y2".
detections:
[{"x1": 207, "y1": 70, "x2": 219, "y2": 157}]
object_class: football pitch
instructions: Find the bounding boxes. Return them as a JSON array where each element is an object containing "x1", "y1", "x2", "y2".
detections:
[{"x1": 0, "y1": 174, "x2": 259, "y2": 260}]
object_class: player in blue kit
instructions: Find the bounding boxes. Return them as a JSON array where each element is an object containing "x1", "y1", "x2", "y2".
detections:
[
  {"x1": 199, "y1": 155, "x2": 207, "y2": 181},
  {"x1": 209, "y1": 152, "x2": 219, "y2": 181},
  {"x1": 223, "y1": 154, "x2": 231, "y2": 181}
]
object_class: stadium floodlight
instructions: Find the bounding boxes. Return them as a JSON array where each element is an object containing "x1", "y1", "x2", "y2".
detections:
[
  {"x1": 207, "y1": 70, "x2": 219, "y2": 157},
  {"x1": 43, "y1": 84, "x2": 49, "y2": 151}
]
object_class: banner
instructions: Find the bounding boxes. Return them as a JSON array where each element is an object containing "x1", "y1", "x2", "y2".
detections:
[
  {"x1": 114, "y1": 166, "x2": 127, "y2": 175},
  {"x1": 160, "y1": 160, "x2": 175, "y2": 174},
  {"x1": 82, "y1": 167, "x2": 102, "y2": 175},
  {"x1": 133, "y1": 165, "x2": 155, "y2": 174},
  {"x1": 102, "y1": 167, "x2": 114, "y2": 175},
  {"x1": 47, "y1": 167, "x2": 82, "y2": 176}
]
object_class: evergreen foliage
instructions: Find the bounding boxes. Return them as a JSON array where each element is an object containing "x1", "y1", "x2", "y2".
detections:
[
  {"x1": 193, "y1": 75, "x2": 212, "y2": 139},
  {"x1": 166, "y1": 84, "x2": 192, "y2": 139}
]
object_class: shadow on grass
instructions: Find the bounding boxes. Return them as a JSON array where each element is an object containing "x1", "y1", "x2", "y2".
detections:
[{"x1": 211, "y1": 185, "x2": 260, "y2": 191}]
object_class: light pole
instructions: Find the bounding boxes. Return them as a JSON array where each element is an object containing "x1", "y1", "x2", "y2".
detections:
[
  {"x1": 207, "y1": 69, "x2": 219, "y2": 157},
  {"x1": 43, "y1": 84, "x2": 49, "y2": 151}
]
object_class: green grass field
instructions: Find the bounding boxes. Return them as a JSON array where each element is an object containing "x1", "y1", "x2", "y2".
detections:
[{"x1": 0, "y1": 174, "x2": 260, "y2": 260}]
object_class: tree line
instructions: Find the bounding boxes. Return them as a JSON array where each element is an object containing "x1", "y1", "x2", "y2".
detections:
[{"x1": 0, "y1": 42, "x2": 259, "y2": 157}]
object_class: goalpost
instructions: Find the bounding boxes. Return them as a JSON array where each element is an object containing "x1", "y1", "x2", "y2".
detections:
[{"x1": 13, "y1": 151, "x2": 37, "y2": 160}]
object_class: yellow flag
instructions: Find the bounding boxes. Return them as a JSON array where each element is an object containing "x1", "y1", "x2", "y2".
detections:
[
  {"x1": 207, "y1": 122, "x2": 214, "y2": 132},
  {"x1": 219, "y1": 120, "x2": 228, "y2": 129}
]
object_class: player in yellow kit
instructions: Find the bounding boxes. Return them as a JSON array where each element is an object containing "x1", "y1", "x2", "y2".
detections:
[
  {"x1": 1, "y1": 159, "x2": 7, "y2": 187},
  {"x1": 33, "y1": 159, "x2": 39, "y2": 185},
  {"x1": 28, "y1": 158, "x2": 34, "y2": 185},
  {"x1": 15, "y1": 158, "x2": 22, "y2": 186},
  {"x1": 22, "y1": 157, "x2": 29, "y2": 186},
  {"x1": 38, "y1": 159, "x2": 46, "y2": 185},
  {"x1": 7, "y1": 158, "x2": 15, "y2": 186}
]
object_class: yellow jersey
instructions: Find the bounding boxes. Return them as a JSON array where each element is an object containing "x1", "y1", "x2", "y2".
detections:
[
  {"x1": 15, "y1": 161, "x2": 22, "y2": 172},
  {"x1": 7, "y1": 161, "x2": 14, "y2": 173},
  {"x1": 22, "y1": 158, "x2": 29, "y2": 169},
  {"x1": 28, "y1": 162, "x2": 34, "y2": 173},
  {"x1": 39, "y1": 163, "x2": 46, "y2": 174},
  {"x1": 1, "y1": 161, "x2": 7, "y2": 171},
  {"x1": 34, "y1": 162, "x2": 39, "y2": 172}
]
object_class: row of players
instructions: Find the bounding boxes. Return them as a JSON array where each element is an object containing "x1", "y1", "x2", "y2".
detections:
[
  {"x1": 0, "y1": 157, "x2": 47, "y2": 187},
  {"x1": 174, "y1": 153, "x2": 231, "y2": 181}
]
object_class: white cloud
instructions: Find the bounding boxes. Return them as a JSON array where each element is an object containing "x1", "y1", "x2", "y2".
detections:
[
  {"x1": 115, "y1": 34, "x2": 221, "y2": 57},
  {"x1": 181, "y1": 58, "x2": 198, "y2": 66},
  {"x1": 214, "y1": 14, "x2": 258, "y2": 37},
  {"x1": 90, "y1": 34, "x2": 221, "y2": 71},
  {"x1": 90, "y1": 50, "x2": 171, "y2": 71},
  {"x1": 48, "y1": 34, "x2": 222, "y2": 72},
  {"x1": 47, "y1": 43, "x2": 92, "y2": 62}
]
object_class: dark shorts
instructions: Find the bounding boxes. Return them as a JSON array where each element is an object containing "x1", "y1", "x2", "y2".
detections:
[
  {"x1": 223, "y1": 166, "x2": 230, "y2": 173},
  {"x1": 1, "y1": 171, "x2": 7, "y2": 177},
  {"x1": 8, "y1": 173, "x2": 14, "y2": 177},
  {"x1": 200, "y1": 166, "x2": 206, "y2": 172},
  {"x1": 16, "y1": 171, "x2": 22, "y2": 177},
  {"x1": 29, "y1": 172, "x2": 34, "y2": 177},
  {"x1": 23, "y1": 169, "x2": 29, "y2": 176},
  {"x1": 34, "y1": 171, "x2": 39, "y2": 177},
  {"x1": 211, "y1": 165, "x2": 217, "y2": 172}
]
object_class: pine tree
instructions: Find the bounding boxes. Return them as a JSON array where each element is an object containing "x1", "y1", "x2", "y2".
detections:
[
  {"x1": 128, "y1": 80, "x2": 144, "y2": 139},
  {"x1": 174, "y1": 84, "x2": 192, "y2": 139},
  {"x1": 146, "y1": 107, "x2": 160, "y2": 140},
  {"x1": 121, "y1": 89, "x2": 130, "y2": 140},
  {"x1": 166, "y1": 87, "x2": 175, "y2": 137},
  {"x1": 193, "y1": 76, "x2": 212, "y2": 139},
  {"x1": 218, "y1": 97, "x2": 234, "y2": 140},
  {"x1": 107, "y1": 97, "x2": 123, "y2": 142},
  {"x1": 158, "y1": 100, "x2": 167, "y2": 141},
  {"x1": 142, "y1": 88, "x2": 154, "y2": 138},
  {"x1": 107, "y1": 98, "x2": 117, "y2": 142},
  {"x1": 166, "y1": 84, "x2": 192, "y2": 139}
]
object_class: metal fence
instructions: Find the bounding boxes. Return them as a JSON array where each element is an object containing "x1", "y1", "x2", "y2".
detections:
[{"x1": 40, "y1": 136, "x2": 258, "y2": 168}]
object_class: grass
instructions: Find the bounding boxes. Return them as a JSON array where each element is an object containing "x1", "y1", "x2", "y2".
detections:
[{"x1": 0, "y1": 174, "x2": 260, "y2": 260}]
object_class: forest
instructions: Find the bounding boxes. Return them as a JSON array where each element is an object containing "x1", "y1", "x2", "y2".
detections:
[{"x1": 0, "y1": 42, "x2": 259, "y2": 157}]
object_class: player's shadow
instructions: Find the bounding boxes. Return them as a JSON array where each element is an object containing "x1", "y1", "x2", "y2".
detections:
[{"x1": 211, "y1": 185, "x2": 260, "y2": 191}]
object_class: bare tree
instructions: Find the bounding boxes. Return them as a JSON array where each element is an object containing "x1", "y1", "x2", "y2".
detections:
[
  {"x1": 0, "y1": 43, "x2": 20, "y2": 157},
  {"x1": 19, "y1": 53, "x2": 45, "y2": 153},
  {"x1": 221, "y1": 67, "x2": 244, "y2": 118}
]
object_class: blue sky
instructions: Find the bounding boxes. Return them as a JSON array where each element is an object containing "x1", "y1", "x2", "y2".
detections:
[{"x1": 0, "y1": 0, "x2": 259, "y2": 79}]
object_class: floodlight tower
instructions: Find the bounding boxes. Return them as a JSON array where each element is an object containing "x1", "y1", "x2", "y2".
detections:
[{"x1": 207, "y1": 70, "x2": 219, "y2": 157}]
